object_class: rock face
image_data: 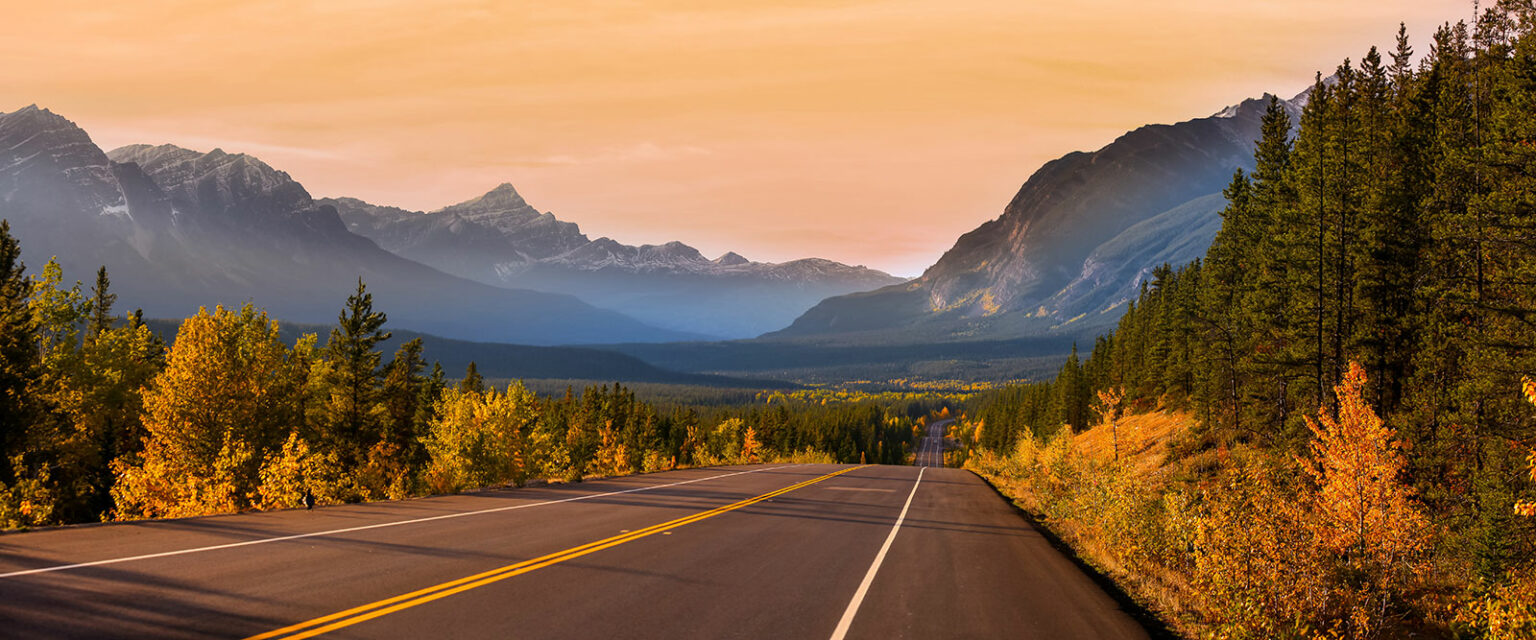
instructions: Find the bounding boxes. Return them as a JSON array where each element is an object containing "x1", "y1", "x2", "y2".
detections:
[
  {"x1": 0, "y1": 106, "x2": 696, "y2": 345},
  {"x1": 325, "y1": 188, "x2": 904, "y2": 339},
  {"x1": 770, "y1": 92, "x2": 1304, "y2": 341}
]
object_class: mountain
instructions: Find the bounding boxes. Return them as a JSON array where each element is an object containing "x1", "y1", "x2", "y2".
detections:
[
  {"x1": 323, "y1": 187, "x2": 904, "y2": 339},
  {"x1": 0, "y1": 105, "x2": 696, "y2": 345},
  {"x1": 770, "y1": 92, "x2": 1305, "y2": 342}
]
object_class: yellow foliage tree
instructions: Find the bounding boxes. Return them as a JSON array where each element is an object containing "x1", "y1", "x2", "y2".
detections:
[
  {"x1": 593, "y1": 420, "x2": 632, "y2": 477},
  {"x1": 112, "y1": 305, "x2": 309, "y2": 519},
  {"x1": 421, "y1": 382, "x2": 538, "y2": 493},
  {"x1": 1303, "y1": 361, "x2": 1430, "y2": 638},
  {"x1": 256, "y1": 433, "x2": 351, "y2": 509},
  {"x1": 698, "y1": 418, "x2": 744, "y2": 464},
  {"x1": 1192, "y1": 456, "x2": 1324, "y2": 638},
  {"x1": 1518, "y1": 379, "x2": 1535, "y2": 518},
  {"x1": 740, "y1": 426, "x2": 761, "y2": 464},
  {"x1": 5, "y1": 260, "x2": 163, "y2": 525},
  {"x1": 1095, "y1": 386, "x2": 1125, "y2": 461}
]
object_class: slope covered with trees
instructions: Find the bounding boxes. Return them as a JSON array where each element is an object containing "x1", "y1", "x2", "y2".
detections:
[{"x1": 956, "y1": 8, "x2": 1536, "y2": 638}]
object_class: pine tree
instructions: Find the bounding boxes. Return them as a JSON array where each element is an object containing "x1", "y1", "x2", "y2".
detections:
[
  {"x1": 459, "y1": 361, "x2": 484, "y2": 394},
  {"x1": 88, "y1": 266, "x2": 116, "y2": 338},
  {"x1": 1054, "y1": 344, "x2": 1090, "y2": 431},
  {"x1": 319, "y1": 279, "x2": 391, "y2": 467},
  {"x1": 380, "y1": 338, "x2": 426, "y2": 468},
  {"x1": 1244, "y1": 96, "x2": 1302, "y2": 437},
  {"x1": 0, "y1": 221, "x2": 36, "y2": 482}
]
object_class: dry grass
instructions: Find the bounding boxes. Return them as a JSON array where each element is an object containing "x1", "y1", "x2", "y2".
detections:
[{"x1": 1074, "y1": 409, "x2": 1195, "y2": 476}]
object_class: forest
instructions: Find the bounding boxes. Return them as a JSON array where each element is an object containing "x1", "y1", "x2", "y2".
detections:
[
  {"x1": 0, "y1": 236, "x2": 922, "y2": 527},
  {"x1": 958, "y1": 8, "x2": 1536, "y2": 639}
]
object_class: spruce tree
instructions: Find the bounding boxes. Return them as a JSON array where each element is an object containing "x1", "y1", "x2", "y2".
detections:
[
  {"x1": 380, "y1": 338, "x2": 426, "y2": 467},
  {"x1": 459, "y1": 361, "x2": 484, "y2": 394},
  {"x1": 0, "y1": 221, "x2": 37, "y2": 481},
  {"x1": 88, "y1": 266, "x2": 116, "y2": 338},
  {"x1": 320, "y1": 279, "x2": 391, "y2": 467}
]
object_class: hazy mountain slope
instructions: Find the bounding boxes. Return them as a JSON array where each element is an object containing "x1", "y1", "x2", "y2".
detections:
[
  {"x1": 1042, "y1": 192, "x2": 1228, "y2": 329},
  {"x1": 771, "y1": 94, "x2": 1301, "y2": 342},
  {"x1": 0, "y1": 105, "x2": 695, "y2": 345},
  {"x1": 323, "y1": 187, "x2": 905, "y2": 338}
]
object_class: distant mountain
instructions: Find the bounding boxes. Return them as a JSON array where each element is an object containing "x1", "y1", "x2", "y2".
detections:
[
  {"x1": 324, "y1": 186, "x2": 904, "y2": 339},
  {"x1": 770, "y1": 92, "x2": 1305, "y2": 342},
  {"x1": 0, "y1": 105, "x2": 696, "y2": 345}
]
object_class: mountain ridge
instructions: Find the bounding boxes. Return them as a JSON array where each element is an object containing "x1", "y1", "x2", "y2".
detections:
[
  {"x1": 1, "y1": 106, "x2": 698, "y2": 346},
  {"x1": 324, "y1": 185, "x2": 905, "y2": 338},
  {"x1": 769, "y1": 91, "x2": 1305, "y2": 342}
]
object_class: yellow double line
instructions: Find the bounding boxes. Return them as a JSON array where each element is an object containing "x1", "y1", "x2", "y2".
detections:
[{"x1": 246, "y1": 465, "x2": 866, "y2": 640}]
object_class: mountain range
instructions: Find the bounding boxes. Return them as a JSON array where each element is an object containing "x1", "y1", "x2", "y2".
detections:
[
  {"x1": 0, "y1": 105, "x2": 896, "y2": 346},
  {"x1": 324, "y1": 185, "x2": 902, "y2": 338},
  {"x1": 4, "y1": 82, "x2": 1307, "y2": 381},
  {"x1": 764, "y1": 91, "x2": 1306, "y2": 344}
]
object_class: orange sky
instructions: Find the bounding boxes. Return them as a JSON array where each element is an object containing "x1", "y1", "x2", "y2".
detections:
[{"x1": 2, "y1": 0, "x2": 1473, "y2": 276}]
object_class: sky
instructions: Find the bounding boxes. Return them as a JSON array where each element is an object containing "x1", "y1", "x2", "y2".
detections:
[{"x1": 2, "y1": 0, "x2": 1475, "y2": 277}]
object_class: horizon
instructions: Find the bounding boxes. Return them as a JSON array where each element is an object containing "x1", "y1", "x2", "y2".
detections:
[{"x1": 2, "y1": 0, "x2": 1474, "y2": 277}]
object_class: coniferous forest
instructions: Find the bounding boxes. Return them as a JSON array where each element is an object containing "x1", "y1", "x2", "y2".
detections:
[{"x1": 959, "y1": 9, "x2": 1536, "y2": 638}]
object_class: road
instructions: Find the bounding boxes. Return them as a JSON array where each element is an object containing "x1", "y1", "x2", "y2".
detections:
[
  {"x1": 914, "y1": 419, "x2": 953, "y2": 468},
  {"x1": 0, "y1": 464, "x2": 1150, "y2": 639}
]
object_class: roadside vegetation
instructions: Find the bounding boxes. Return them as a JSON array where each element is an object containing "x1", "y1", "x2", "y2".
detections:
[{"x1": 956, "y1": 9, "x2": 1536, "y2": 639}]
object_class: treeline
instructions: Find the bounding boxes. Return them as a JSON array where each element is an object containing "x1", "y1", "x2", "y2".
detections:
[
  {"x1": 962, "y1": 343, "x2": 1095, "y2": 452},
  {"x1": 1094, "y1": 10, "x2": 1535, "y2": 583},
  {"x1": 966, "y1": 9, "x2": 1536, "y2": 638},
  {"x1": 0, "y1": 223, "x2": 910, "y2": 527}
]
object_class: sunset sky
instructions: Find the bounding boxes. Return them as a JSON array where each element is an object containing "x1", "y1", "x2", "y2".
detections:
[{"x1": 3, "y1": 0, "x2": 1473, "y2": 276}]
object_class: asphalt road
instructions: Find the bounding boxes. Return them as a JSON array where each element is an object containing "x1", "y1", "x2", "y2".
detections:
[
  {"x1": 0, "y1": 464, "x2": 1150, "y2": 639},
  {"x1": 914, "y1": 419, "x2": 953, "y2": 468}
]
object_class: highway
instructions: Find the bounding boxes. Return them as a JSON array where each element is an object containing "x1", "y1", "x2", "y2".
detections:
[
  {"x1": 0, "y1": 464, "x2": 1150, "y2": 639},
  {"x1": 914, "y1": 419, "x2": 952, "y2": 468}
]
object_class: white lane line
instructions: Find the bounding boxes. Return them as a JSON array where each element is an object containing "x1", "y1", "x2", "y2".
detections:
[
  {"x1": 0, "y1": 465, "x2": 795, "y2": 579},
  {"x1": 829, "y1": 467, "x2": 925, "y2": 640}
]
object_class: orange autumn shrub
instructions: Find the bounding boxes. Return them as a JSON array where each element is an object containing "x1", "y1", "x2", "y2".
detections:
[{"x1": 1301, "y1": 362, "x2": 1431, "y2": 638}]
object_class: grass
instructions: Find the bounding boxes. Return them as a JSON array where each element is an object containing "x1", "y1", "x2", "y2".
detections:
[{"x1": 1073, "y1": 409, "x2": 1195, "y2": 475}]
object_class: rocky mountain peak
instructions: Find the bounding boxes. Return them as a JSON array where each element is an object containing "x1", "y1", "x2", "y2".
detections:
[
  {"x1": 442, "y1": 182, "x2": 533, "y2": 216},
  {"x1": 107, "y1": 144, "x2": 314, "y2": 224},
  {"x1": 716, "y1": 251, "x2": 750, "y2": 266},
  {"x1": 0, "y1": 105, "x2": 124, "y2": 219},
  {"x1": 639, "y1": 241, "x2": 706, "y2": 263}
]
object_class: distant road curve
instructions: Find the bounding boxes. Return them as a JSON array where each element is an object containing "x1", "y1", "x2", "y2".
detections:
[
  {"x1": 0, "y1": 464, "x2": 1149, "y2": 639},
  {"x1": 914, "y1": 418, "x2": 953, "y2": 467}
]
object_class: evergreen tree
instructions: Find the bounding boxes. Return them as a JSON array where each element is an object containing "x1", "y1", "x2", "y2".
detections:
[
  {"x1": 319, "y1": 279, "x2": 390, "y2": 467},
  {"x1": 1054, "y1": 344, "x2": 1090, "y2": 431},
  {"x1": 380, "y1": 338, "x2": 427, "y2": 468},
  {"x1": 0, "y1": 221, "x2": 36, "y2": 481},
  {"x1": 459, "y1": 361, "x2": 484, "y2": 394},
  {"x1": 88, "y1": 266, "x2": 116, "y2": 338}
]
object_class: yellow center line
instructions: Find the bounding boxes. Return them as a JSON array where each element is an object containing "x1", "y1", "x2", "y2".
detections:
[{"x1": 245, "y1": 465, "x2": 867, "y2": 640}]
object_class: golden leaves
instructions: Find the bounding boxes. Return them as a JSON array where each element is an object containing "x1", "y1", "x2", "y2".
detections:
[{"x1": 1303, "y1": 362, "x2": 1428, "y2": 559}]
